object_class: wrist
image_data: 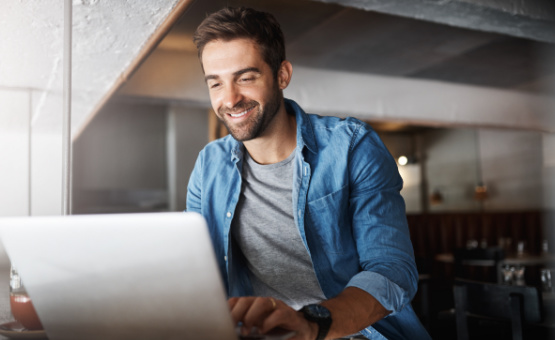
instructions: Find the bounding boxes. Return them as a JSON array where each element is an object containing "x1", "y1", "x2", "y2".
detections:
[
  {"x1": 303, "y1": 317, "x2": 319, "y2": 340},
  {"x1": 300, "y1": 304, "x2": 332, "y2": 340}
]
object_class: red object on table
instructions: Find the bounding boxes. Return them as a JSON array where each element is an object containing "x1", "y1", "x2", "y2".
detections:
[{"x1": 9, "y1": 293, "x2": 43, "y2": 330}]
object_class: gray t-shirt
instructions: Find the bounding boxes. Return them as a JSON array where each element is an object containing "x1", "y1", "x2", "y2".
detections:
[{"x1": 231, "y1": 150, "x2": 326, "y2": 310}]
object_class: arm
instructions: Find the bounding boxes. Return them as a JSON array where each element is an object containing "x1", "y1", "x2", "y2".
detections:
[
  {"x1": 186, "y1": 151, "x2": 203, "y2": 214},
  {"x1": 346, "y1": 123, "x2": 418, "y2": 315},
  {"x1": 229, "y1": 287, "x2": 388, "y2": 340},
  {"x1": 320, "y1": 287, "x2": 390, "y2": 338}
]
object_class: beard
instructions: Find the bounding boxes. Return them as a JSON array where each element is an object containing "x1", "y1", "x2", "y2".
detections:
[{"x1": 217, "y1": 85, "x2": 282, "y2": 142}]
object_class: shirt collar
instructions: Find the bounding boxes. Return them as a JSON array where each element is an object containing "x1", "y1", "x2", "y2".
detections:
[
  {"x1": 230, "y1": 139, "x2": 243, "y2": 163},
  {"x1": 285, "y1": 98, "x2": 318, "y2": 154}
]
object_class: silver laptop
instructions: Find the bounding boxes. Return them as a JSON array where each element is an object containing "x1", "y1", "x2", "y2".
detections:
[{"x1": 0, "y1": 212, "x2": 293, "y2": 340}]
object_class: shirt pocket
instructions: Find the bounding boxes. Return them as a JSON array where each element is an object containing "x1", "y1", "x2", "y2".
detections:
[{"x1": 306, "y1": 184, "x2": 351, "y2": 254}]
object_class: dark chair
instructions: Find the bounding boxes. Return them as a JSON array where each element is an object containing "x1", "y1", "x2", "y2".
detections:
[
  {"x1": 413, "y1": 273, "x2": 432, "y2": 330},
  {"x1": 453, "y1": 279, "x2": 543, "y2": 340},
  {"x1": 453, "y1": 247, "x2": 505, "y2": 282}
]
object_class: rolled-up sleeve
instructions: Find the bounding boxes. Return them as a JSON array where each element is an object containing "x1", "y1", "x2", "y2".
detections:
[{"x1": 346, "y1": 124, "x2": 418, "y2": 315}]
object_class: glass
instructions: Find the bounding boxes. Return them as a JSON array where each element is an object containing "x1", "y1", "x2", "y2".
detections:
[
  {"x1": 541, "y1": 269, "x2": 554, "y2": 293},
  {"x1": 513, "y1": 265, "x2": 526, "y2": 286},
  {"x1": 542, "y1": 239, "x2": 549, "y2": 254},
  {"x1": 516, "y1": 241, "x2": 526, "y2": 257},
  {"x1": 9, "y1": 266, "x2": 43, "y2": 330},
  {"x1": 501, "y1": 265, "x2": 514, "y2": 285},
  {"x1": 501, "y1": 265, "x2": 526, "y2": 286},
  {"x1": 466, "y1": 239, "x2": 478, "y2": 249}
]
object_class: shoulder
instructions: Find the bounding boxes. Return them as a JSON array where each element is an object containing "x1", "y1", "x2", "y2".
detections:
[
  {"x1": 191, "y1": 134, "x2": 240, "y2": 190},
  {"x1": 307, "y1": 113, "x2": 383, "y2": 151},
  {"x1": 308, "y1": 113, "x2": 367, "y2": 133}
]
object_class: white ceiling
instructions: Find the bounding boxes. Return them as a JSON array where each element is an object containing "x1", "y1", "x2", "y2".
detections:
[
  {"x1": 117, "y1": 0, "x2": 555, "y2": 132},
  {"x1": 163, "y1": 0, "x2": 555, "y2": 94}
]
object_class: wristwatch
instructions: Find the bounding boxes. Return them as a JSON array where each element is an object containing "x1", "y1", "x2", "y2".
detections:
[{"x1": 300, "y1": 304, "x2": 332, "y2": 340}]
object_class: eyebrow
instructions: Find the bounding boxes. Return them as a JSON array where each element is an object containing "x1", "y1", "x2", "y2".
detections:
[{"x1": 204, "y1": 67, "x2": 261, "y2": 82}]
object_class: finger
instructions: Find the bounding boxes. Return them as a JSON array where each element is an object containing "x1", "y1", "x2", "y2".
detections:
[
  {"x1": 284, "y1": 334, "x2": 304, "y2": 340},
  {"x1": 260, "y1": 308, "x2": 290, "y2": 333},
  {"x1": 229, "y1": 297, "x2": 257, "y2": 325},
  {"x1": 268, "y1": 297, "x2": 277, "y2": 311},
  {"x1": 260, "y1": 298, "x2": 286, "y2": 330},
  {"x1": 260, "y1": 308, "x2": 309, "y2": 337},
  {"x1": 228, "y1": 297, "x2": 240, "y2": 310},
  {"x1": 242, "y1": 297, "x2": 275, "y2": 329}
]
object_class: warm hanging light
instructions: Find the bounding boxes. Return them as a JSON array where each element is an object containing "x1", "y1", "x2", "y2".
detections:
[
  {"x1": 474, "y1": 183, "x2": 489, "y2": 201},
  {"x1": 473, "y1": 130, "x2": 488, "y2": 202},
  {"x1": 397, "y1": 155, "x2": 417, "y2": 166},
  {"x1": 430, "y1": 189, "x2": 443, "y2": 205}
]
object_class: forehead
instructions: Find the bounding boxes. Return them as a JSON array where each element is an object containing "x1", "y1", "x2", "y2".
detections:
[{"x1": 201, "y1": 38, "x2": 266, "y2": 75}]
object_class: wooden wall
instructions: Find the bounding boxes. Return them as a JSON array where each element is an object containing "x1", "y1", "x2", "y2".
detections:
[{"x1": 407, "y1": 211, "x2": 544, "y2": 277}]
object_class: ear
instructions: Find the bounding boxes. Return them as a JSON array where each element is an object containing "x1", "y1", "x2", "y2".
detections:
[{"x1": 277, "y1": 60, "x2": 293, "y2": 90}]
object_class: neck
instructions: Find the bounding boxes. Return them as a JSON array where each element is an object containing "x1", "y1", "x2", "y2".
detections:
[{"x1": 243, "y1": 105, "x2": 297, "y2": 165}]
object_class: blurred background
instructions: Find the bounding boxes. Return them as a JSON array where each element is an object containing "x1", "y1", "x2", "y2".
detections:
[{"x1": 1, "y1": 0, "x2": 554, "y2": 337}]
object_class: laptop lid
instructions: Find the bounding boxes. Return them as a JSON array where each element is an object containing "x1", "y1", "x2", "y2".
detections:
[{"x1": 0, "y1": 212, "x2": 237, "y2": 340}]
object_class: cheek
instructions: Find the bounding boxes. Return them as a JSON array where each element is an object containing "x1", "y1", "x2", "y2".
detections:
[
  {"x1": 208, "y1": 92, "x2": 221, "y2": 110},
  {"x1": 213, "y1": 104, "x2": 223, "y2": 117},
  {"x1": 243, "y1": 88, "x2": 266, "y2": 103}
]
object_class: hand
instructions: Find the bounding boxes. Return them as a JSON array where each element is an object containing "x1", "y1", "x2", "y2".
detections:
[{"x1": 228, "y1": 296, "x2": 318, "y2": 340}]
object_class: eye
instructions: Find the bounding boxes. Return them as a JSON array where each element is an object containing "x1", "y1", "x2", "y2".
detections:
[
  {"x1": 239, "y1": 76, "x2": 254, "y2": 83},
  {"x1": 208, "y1": 82, "x2": 221, "y2": 89}
]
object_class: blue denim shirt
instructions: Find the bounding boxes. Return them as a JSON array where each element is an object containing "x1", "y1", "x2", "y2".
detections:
[{"x1": 187, "y1": 99, "x2": 431, "y2": 340}]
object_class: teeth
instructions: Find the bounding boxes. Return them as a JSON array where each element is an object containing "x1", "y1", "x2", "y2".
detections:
[{"x1": 229, "y1": 107, "x2": 251, "y2": 118}]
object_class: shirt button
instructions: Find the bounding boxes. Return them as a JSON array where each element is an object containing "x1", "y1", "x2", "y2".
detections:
[
  {"x1": 224, "y1": 256, "x2": 227, "y2": 261},
  {"x1": 226, "y1": 212, "x2": 231, "y2": 218}
]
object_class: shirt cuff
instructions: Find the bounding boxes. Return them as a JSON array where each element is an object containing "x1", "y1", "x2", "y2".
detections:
[{"x1": 346, "y1": 271, "x2": 407, "y2": 315}]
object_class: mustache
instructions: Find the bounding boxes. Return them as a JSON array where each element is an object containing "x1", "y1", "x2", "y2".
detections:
[{"x1": 218, "y1": 100, "x2": 259, "y2": 116}]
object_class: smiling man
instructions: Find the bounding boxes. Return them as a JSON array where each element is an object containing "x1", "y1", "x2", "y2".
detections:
[
  {"x1": 187, "y1": 6, "x2": 431, "y2": 340},
  {"x1": 202, "y1": 37, "x2": 295, "y2": 163}
]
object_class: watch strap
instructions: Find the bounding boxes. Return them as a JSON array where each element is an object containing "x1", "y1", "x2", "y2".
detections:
[{"x1": 301, "y1": 304, "x2": 332, "y2": 340}]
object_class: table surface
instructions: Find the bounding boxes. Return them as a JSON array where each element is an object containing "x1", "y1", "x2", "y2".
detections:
[
  {"x1": 435, "y1": 252, "x2": 555, "y2": 266},
  {"x1": 502, "y1": 254, "x2": 555, "y2": 266}
]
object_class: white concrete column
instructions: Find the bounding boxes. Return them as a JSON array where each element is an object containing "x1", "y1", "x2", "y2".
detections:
[{"x1": 0, "y1": 89, "x2": 31, "y2": 217}]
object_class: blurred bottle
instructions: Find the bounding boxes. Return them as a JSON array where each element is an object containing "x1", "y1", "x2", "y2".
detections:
[
  {"x1": 9, "y1": 266, "x2": 43, "y2": 330},
  {"x1": 542, "y1": 239, "x2": 549, "y2": 254},
  {"x1": 516, "y1": 241, "x2": 526, "y2": 257},
  {"x1": 541, "y1": 269, "x2": 553, "y2": 292}
]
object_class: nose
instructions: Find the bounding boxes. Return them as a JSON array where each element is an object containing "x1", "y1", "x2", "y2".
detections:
[{"x1": 221, "y1": 84, "x2": 243, "y2": 110}]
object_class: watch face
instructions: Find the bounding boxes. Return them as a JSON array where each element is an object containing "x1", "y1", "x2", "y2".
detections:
[{"x1": 306, "y1": 304, "x2": 331, "y2": 318}]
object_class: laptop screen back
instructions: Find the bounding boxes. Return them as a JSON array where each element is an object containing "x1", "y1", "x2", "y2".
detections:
[{"x1": 0, "y1": 212, "x2": 237, "y2": 340}]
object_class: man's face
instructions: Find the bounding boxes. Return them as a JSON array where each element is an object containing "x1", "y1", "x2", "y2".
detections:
[{"x1": 201, "y1": 38, "x2": 282, "y2": 142}]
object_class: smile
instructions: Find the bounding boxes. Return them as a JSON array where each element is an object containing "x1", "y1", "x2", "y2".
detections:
[{"x1": 228, "y1": 105, "x2": 255, "y2": 118}]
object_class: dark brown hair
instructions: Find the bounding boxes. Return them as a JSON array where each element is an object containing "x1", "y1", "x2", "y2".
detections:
[{"x1": 193, "y1": 6, "x2": 286, "y2": 78}]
